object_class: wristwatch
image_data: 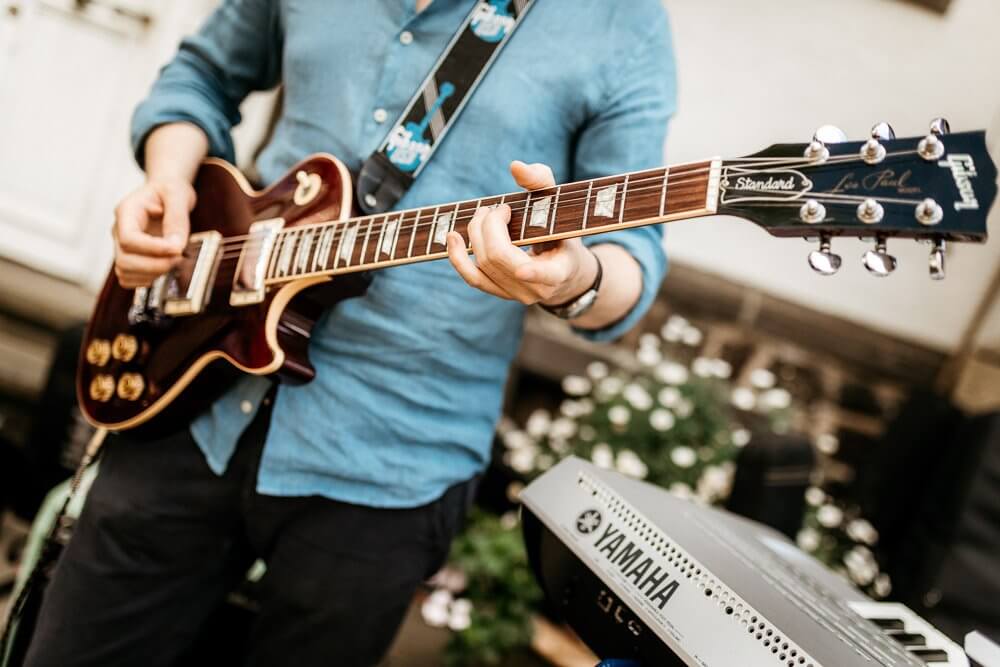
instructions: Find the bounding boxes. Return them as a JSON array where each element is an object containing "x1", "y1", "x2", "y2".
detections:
[{"x1": 540, "y1": 250, "x2": 603, "y2": 320}]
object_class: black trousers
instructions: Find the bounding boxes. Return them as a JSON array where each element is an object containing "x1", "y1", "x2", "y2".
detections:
[{"x1": 23, "y1": 400, "x2": 475, "y2": 667}]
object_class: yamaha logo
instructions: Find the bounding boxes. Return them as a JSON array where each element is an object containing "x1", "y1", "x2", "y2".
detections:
[{"x1": 576, "y1": 509, "x2": 602, "y2": 534}]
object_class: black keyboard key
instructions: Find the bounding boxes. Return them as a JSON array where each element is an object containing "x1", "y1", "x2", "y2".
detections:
[
  {"x1": 869, "y1": 617, "x2": 906, "y2": 631},
  {"x1": 888, "y1": 631, "x2": 928, "y2": 647},
  {"x1": 910, "y1": 648, "x2": 950, "y2": 663}
]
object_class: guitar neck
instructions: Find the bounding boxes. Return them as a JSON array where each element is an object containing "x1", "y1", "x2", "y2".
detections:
[{"x1": 263, "y1": 159, "x2": 722, "y2": 285}]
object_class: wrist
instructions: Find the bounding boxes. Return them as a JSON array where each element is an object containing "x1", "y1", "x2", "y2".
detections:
[{"x1": 541, "y1": 244, "x2": 600, "y2": 307}]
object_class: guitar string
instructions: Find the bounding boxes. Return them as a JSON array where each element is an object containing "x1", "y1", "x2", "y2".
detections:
[{"x1": 201, "y1": 147, "x2": 922, "y2": 254}]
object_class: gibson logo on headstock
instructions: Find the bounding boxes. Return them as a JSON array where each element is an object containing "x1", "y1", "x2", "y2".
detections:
[
  {"x1": 830, "y1": 169, "x2": 921, "y2": 196},
  {"x1": 939, "y1": 154, "x2": 980, "y2": 211}
]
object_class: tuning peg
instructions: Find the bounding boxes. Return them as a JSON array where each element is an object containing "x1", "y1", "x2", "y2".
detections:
[
  {"x1": 808, "y1": 234, "x2": 841, "y2": 276},
  {"x1": 929, "y1": 117, "x2": 951, "y2": 136},
  {"x1": 915, "y1": 198, "x2": 943, "y2": 226},
  {"x1": 929, "y1": 238, "x2": 946, "y2": 280},
  {"x1": 870, "y1": 122, "x2": 896, "y2": 141},
  {"x1": 813, "y1": 125, "x2": 848, "y2": 144},
  {"x1": 862, "y1": 236, "x2": 897, "y2": 277}
]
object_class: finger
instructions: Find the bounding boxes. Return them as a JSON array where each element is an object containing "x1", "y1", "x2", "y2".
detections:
[
  {"x1": 115, "y1": 198, "x2": 180, "y2": 257},
  {"x1": 447, "y1": 232, "x2": 515, "y2": 300},
  {"x1": 115, "y1": 269, "x2": 155, "y2": 289},
  {"x1": 159, "y1": 184, "x2": 193, "y2": 254},
  {"x1": 114, "y1": 250, "x2": 177, "y2": 276},
  {"x1": 515, "y1": 250, "x2": 574, "y2": 287},
  {"x1": 479, "y1": 204, "x2": 531, "y2": 274},
  {"x1": 511, "y1": 160, "x2": 555, "y2": 191}
]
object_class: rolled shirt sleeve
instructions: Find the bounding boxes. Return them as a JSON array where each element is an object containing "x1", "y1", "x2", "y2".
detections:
[
  {"x1": 130, "y1": 0, "x2": 283, "y2": 166},
  {"x1": 570, "y1": 2, "x2": 677, "y2": 342}
]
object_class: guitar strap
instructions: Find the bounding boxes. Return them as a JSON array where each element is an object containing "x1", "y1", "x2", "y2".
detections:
[{"x1": 356, "y1": 0, "x2": 538, "y2": 214}]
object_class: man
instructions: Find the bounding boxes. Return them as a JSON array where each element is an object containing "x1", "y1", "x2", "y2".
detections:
[{"x1": 26, "y1": 0, "x2": 675, "y2": 665}]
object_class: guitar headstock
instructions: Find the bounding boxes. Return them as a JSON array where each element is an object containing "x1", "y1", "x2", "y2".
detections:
[{"x1": 718, "y1": 120, "x2": 997, "y2": 278}]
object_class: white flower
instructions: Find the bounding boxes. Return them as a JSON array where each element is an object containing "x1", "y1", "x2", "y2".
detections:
[
  {"x1": 559, "y1": 400, "x2": 580, "y2": 418},
  {"x1": 654, "y1": 361, "x2": 689, "y2": 386},
  {"x1": 549, "y1": 438, "x2": 569, "y2": 454},
  {"x1": 561, "y1": 375, "x2": 592, "y2": 397},
  {"x1": 596, "y1": 376, "x2": 624, "y2": 400},
  {"x1": 873, "y1": 573, "x2": 892, "y2": 598},
  {"x1": 669, "y1": 482, "x2": 693, "y2": 499},
  {"x1": 578, "y1": 425, "x2": 597, "y2": 441},
  {"x1": 804, "y1": 486, "x2": 826, "y2": 507},
  {"x1": 591, "y1": 443, "x2": 614, "y2": 469},
  {"x1": 623, "y1": 384, "x2": 653, "y2": 411},
  {"x1": 844, "y1": 547, "x2": 876, "y2": 586},
  {"x1": 506, "y1": 481, "x2": 524, "y2": 502},
  {"x1": 526, "y1": 409, "x2": 551, "y2": 438},
  {"x1": 674, "y1": 399, "x2": 694, "y2": 418},
  {"x1": 815, "y1": 433, "x2": 839, "y2": 455},
  {"x1": 550, "y1": 417, "x2": 577, "y2": 440},
  {"x1": 731, "y1": 387, "x2": 756, "y2": 411},
  {"x1": 586, "y1": 361, "x2": 609, "y2": 380},
  {"x1": 658, "y1": 387, "x2": 681, "y2": 408},
  {"x1": 760, "y1": 388, "x2": 791, "y2": 410},
  {"x1": 846, "y1": 519, "x2": 879, "y2": 546},
  {"x1": 681, "y1": 327, "x2": 704, "y2": 347},
  {"x1": 500, "y1": 512, "x2": 519, "y2": 530},
  {"x1": 732, "y1": 428, "x2": 751, "y2": 448},
  {"x1": 615, "y1": 449, "x2": 648, "y2": 479},
  {"x1": 421, "y1": 589, "x2": 453, "y2": 628},
  {"x1": 428, "y1": 567, "x2": 467, "y2": 593},
  {"x1": 692, "y1": 357, "x2": 714, "y2": 378},
  {"x1": 636, "y1": 346, "x2": 662, "y2": 367},
  {"x1": 797, "y1": 528, "x2": 820, "y2": 552},
  {"x1": 711, "y1": 359, "x2": 732, "y2": 379},
  {"x1": 608, "y1": 405, "x2": 631, "y2": 426},
  {"x1": 697, "y1": 465, "x2": 732, "y2": 502},
  {"x1": 649, "y1": 408, "x2": 676, "y2": 432},
  {"x1": 639, "y1": 333, "x2": 661, "y2": 350},
  {"x1": 451, "y1": 598, "x2": 473, "y2": 617},
  {"x1": 671, "y1": 446, "x2": 697, "y2": 468},
  {"x1": 661, "y1": 316, "x2": 688, "y2": 342},
  {"x1": 536, "y1": 454, "x2": 554, "y2": 471},
  {"x1": 817, "y1": 504, "x2": 844, "y2": 528},
  {"x1": 750, "y1": 368, "x2": 776, "y2": 389},
  {"x1": 448, "y1": 610, "x2": 472, "y2": 632},
  {"x1": 506, "y1": 447, "x2": 537, "y2": 474},
  {"x1": 502, "y1": 430, "x2": 533, "y2": 450}
]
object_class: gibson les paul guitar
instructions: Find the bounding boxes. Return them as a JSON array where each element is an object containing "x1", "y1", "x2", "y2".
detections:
[{"x1": 79, "y1": 120, "x2": 997, "y2": 433}]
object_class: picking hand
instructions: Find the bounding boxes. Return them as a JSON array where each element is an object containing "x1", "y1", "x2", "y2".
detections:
[
  {"x1": 112, "y1": 179, "x2": 195, "y2": 288},
  {"x1": 446, "y1": 161, "x2": 598, "y2": 306}
]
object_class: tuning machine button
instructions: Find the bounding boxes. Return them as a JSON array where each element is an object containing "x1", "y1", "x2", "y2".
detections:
[
  {"x1": 870, "y1": 121, "x2": 896, "y2": 141},
  {"x1": 112, "y1": 333, "x2": 139, "y2": 362},
  {"x1": 808, "y1": 234, "x2": 841, "y2": 276},
  {"x1": 800, "y1": 199, "x2": 826, "y2": 224},
  {"x1": 117, "y1": 373, "x2": 145, "y2": 401},
  {"x1": 915, "y1": 198, "x2": 943, "y2": 226},
  {"x1": 89, "y1": 374, "x2": 116, "y2": 402},
  {"x1": 803, "y1": 125, "x2": 845, "y2": 163},
  {"x1": 857, "y1": 198, "x2": 885, "y2": 224},
  {"x1": 85, "y1": 339, "x2": 112, "y2": 367},
  {"x1": 862, "y1": 235, "x2": 897, "y2": 277},
  {"x1": 918, "y1": 118, "x2": 949, "y2": 161},
  {"x1": 928, "y1": 238, "x2": 946, "y2": 280}
]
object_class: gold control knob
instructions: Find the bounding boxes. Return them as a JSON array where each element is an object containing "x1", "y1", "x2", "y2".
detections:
[
  {"x1": 112, "y1": 334, "x2": 139, "y2": 362},
  {"x1": 117, "y1": 373, "x2": 145, "y2": 401},
  {"x1": 85, "y1": 339, "x2": 111, "y2": 366},
  {"x1": 89, "y1": 374, "x2": 115, "y2": 402}
]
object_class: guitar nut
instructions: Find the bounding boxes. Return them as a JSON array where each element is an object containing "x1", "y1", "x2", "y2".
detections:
[
  {"x1": 117, "y1": 373, "x2": 145, "y2": 401},
  {"x1": 112, "y1": 334, "x2": 139, "y2": 362},
  {"x1": 89, "y1": 374, "x2": 116, "y2": 402},
  {"x1": 86, "y1": 339, "x2": 111, "y2": 366}
]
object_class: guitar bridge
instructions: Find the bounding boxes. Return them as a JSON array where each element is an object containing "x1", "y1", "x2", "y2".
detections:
[
  {"x1": 231, "y1": 218, "x2": 285, "y2": 306},
  {"x1": 163, "y1": 231, "x2": 222, "y2": 316}
]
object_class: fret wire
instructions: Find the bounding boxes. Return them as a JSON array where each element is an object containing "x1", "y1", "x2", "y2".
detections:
[
  {"x1": 582, "y1": 181, "x2": 593, "y2": 230},
  {"x1": 450, "y1": 202, "x2": 460, "y2": 236},
  {"x1": 360, "y1": 217, "x2": 373, "y2": 264},
  {"x1": 375, "y1": 215, "x2": 387, "y2": 260},
  {"x1": 266, "y1": 234, "x2": 281, "y2": 279},
  {"x1": 659, "y1": 167, "x2": 669, "y2": 216},
  {"x1": 519, "y1": 191, "x2": 531, "y2": 241},
  {"x1": 618, "y1": 174, "x2": 630, "y2": 224},
  {"x1": 390, "y1": 212, "x2": 404, "y2": 260},
  {"x1": 549, "y1": 185, "x2": 560, "y2": 235},
  {"x1": 426, "y1": 206, "x2": 440, "y2": 255},
  {"x1": 407, "y1": 211, "x2": 419, "y2": 258}
]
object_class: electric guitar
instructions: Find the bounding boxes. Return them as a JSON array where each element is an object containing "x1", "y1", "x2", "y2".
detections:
[{"x1": 78, "y1": 120, "x2": 997, "y2": 433}]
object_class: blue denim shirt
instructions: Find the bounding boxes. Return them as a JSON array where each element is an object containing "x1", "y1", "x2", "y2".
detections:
[{"x1": 131, "y1": 0, "x2": 676, "y2": 508}]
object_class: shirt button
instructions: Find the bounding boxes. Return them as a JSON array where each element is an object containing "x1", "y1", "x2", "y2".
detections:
[
  {"x1": 373, "y1": 108, "x2": 388, "y2": 124},
  {"x1": 399, "y1": 30, "x2": 414, "y2": 45},
  {"x1": 240, "y1": 400, "x2": 254, "y2": 415}
]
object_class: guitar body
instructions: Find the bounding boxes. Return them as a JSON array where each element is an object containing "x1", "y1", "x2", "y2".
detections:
[{"x1": 78, "y1": 154, "x2": 369, "y2": 435}]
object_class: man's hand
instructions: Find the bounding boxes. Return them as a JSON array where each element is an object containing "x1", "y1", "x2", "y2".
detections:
[
  {"x1": 112, "y1": 179, "x2": 195, "y2": 288},
  {"x1": 446, "y1": 161, "x2": 598, "y2": 307}
]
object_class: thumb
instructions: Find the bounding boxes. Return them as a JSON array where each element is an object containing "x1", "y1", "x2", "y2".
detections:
[
  {"x1": 159, "y1": 184, "x2": 194, "y2": 253},
  {"x1": 511, "y1": 160, "x2": 555, "y2": 191}
]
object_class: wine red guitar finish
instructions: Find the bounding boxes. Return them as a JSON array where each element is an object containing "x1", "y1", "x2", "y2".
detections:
[
  {"x1": 77, "y1": 128, "x2": 996, "y2": 434},
  {"x1": 79, "y1": 154, "x2": 369, "y2": 434}
]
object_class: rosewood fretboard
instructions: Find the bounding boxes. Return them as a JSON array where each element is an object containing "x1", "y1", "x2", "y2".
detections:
[{"x1": 262, "y1": 160, "x2": 719, "y2": 285}]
